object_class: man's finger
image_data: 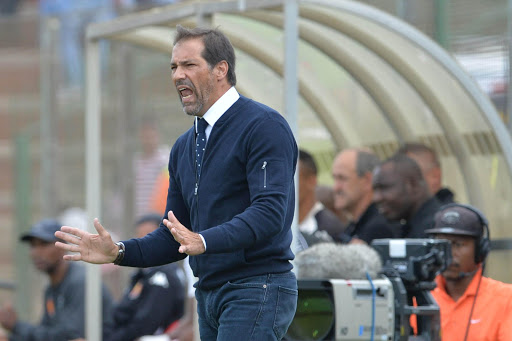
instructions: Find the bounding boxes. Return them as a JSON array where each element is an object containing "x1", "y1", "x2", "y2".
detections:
[
  {"x1": 167, "y1": 211, "x2": 180, "y2": 225},
  {"x1": 55, "y1": 231, "x2": 81, "y2": 245},
  {"x1": 63, "y1": 254, "x2": 83, "y2": 261},
  {"x1": 59, "y1": 226, "x2": 86, "y2": 239},
  {"x1": 55, "y1": 241, "x2": 74, "y2": 252},
  {"x1": 93, "y1": 218, "x2": 109, "y2": 237},
  {"x1": 170, "y1": 227, "x2": 182, "y2": 241}
]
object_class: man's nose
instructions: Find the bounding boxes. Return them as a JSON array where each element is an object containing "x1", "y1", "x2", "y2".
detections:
[
  {"x1": 332, "y1": 180, "x2": 342, "y2": 192},
  {"x1": 172, "y1": 67, "x2": 185, "y2": 82}
]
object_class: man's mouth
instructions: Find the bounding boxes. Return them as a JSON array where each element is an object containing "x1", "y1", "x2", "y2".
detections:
[
  {"x1": 178, "y1": 87, "x2": 194, "y2": 100},
  {"x1": 446, "y1": 264, "x2": 459, "y2": 271}
]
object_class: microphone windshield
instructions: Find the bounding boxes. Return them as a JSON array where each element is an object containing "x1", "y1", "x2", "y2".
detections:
[{"x1": 295, "y1": 243, "x2": 382, "y2": 280}]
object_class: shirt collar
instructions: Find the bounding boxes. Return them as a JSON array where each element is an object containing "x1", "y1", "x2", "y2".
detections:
[
  {"x1": 299, "y1": 202, "x2": 325, "y2": 234},
  {"x1": 195, "y1": 86, "x2": 239, "y2": 133}
]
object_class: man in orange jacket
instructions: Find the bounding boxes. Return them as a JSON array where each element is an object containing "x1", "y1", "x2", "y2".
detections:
[{"x1": 425, "y1": 203, "x2": 512, "y2": 341}]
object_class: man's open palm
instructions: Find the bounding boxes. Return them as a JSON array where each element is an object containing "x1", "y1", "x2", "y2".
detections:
[{"x1": 55, "y1": 218, "x2": 118, "y2": 264}]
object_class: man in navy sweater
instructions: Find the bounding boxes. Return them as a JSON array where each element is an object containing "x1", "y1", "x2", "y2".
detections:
[{"x1": 55, "y1": 25, "x2": 298, "y2": 341}]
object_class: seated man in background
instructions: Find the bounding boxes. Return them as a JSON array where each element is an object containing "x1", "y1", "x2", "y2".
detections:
[
  {"x1": 105, "y1": 213, "x2": 186, "y2": 341},
  {"x1": 373, "y1": 154, "x2": 441, "y2": 238},
  {"x1": 0, "y1": 219, "x2": 114, "y2": 341},
  {"x1": 396, "y1": 142, "x2": 455, "y2": 205},
  {"x1": 425, "y1": 204, "x2": 512, "y2": 341},
  {"x1": 331, "y1": 148, "x2": 397, "y2": 244},
  {"x1": 297, "y1": 149, "x2": 346, "y2": 250}
]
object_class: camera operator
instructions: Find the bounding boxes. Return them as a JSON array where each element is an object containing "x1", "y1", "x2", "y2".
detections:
[{"x1": 425, "y1": 204, "x2": 512, "y2": 341}]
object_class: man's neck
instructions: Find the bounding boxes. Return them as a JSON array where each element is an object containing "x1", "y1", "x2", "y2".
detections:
[
  {"x1": 443, "y1": 274, "x2": 474, "y2": 302},
  {"x1": 405, "y1": 195, "x2": 431, "y2": 222},
  {"x1": 141, "y1": 148, "x2": 158, "y2": 159},
  {"x1": 49, "y1": 261, "x2": 70, "y2": 286},
  {"x1": 349, "y1": 194, "x2": 372, "y2": 222}
]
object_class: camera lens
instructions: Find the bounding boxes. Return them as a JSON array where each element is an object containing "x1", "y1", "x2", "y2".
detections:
[{"x1": 285, "y1": 289, "x2": 334, "y2": 340}]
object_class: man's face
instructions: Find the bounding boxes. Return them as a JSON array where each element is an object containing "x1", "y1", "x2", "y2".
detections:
[
  {"x1": 372, "y1": 163, "x2": 412, "y2": 221},
  {"x1": 435, "y1": 234, "x2": 478, "y2": 281},
  {"x1": 171, "y1": 38, "x2": 216, "y2": 117},
  {"x1": 136, "y1": 221, "x2": 160, "y2": 239},
  {"x1": 28, "y1": 238, "x2": 64, "y2": 274},
  {"x1": 332, "y1": 151, "x2": 366, "y2": 216},
  {"x1": 139, "y1": 125, "x2": 159, "y2": 154},
  {"x1": 406, "y1": 152, "x2": 440, "y2": 196}
]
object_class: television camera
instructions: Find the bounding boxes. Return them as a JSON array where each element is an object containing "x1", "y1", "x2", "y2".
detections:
[{"x1": 285, "y1": 238, "x2": 451, "y2": 341}]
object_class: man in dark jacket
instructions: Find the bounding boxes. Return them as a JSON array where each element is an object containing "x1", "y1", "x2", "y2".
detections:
[
  {"x1": 373, "y1": 154, "x2": 442, "y2": 238},
  {"x1": 332, "y1": 148, "x2": 397, "y2": 244},
  {"x1": 55, "y1": 25, "x2": 298, "y2": 341},
  {"x1": 396, "y1": 142, "x2": 455, "y2": 205}
]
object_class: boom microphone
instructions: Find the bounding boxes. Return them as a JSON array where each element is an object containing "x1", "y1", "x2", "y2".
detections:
[
  {"x1": 294, "y1": 242, "x2": 382, "y2": 280},
  {"x1": 457, "y1": 268, "x2": 479, "y2": 279}
]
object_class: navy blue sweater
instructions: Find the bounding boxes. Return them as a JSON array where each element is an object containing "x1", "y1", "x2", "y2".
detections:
[{"x1": 121, "y1": 96, "x2": 298, "y2": 289}]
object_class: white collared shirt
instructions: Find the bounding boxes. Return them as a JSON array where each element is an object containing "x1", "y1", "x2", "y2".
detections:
[
  {"x1": 299, "y1": 201, "x2": 325, "y2": 235},
  {"x1": 195, "y1": 86, "x2": 240, "y2": 141}
]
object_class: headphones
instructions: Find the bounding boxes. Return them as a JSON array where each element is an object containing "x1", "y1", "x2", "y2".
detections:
[{"x1": 438, "y1": 203, "x2": 491, "y2": 263}]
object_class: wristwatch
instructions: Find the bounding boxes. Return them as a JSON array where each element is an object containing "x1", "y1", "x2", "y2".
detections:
[{"x1": 113, "y1": 241, "x2": 125, "y2": 265}]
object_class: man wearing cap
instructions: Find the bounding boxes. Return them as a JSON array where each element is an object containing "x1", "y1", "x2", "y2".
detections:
[
  {"x1": 425, "y1": 204, "x2": 512, "y2": 341},
  {"x1": 0, "y1": 218, "x2": 114, "y2": 341}
]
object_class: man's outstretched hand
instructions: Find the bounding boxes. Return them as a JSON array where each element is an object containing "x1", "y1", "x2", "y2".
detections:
[
  {"x1": 164, "y1": 211, "x2": 205, "y2": 256},
  {"x1": 55, "y1": 218, "x2": 119, "y2": 264}
]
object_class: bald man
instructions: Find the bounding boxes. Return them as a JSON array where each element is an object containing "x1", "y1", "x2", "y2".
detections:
[
  {"x1": 332, "y1": 148, "x2": 396, "y2": 244},
  {"x1": 372, "y1": 154, "x2": 442, "y2": 238},
  {"x1": 396, "y1": 142, "x2": 455, "y2": 205}
]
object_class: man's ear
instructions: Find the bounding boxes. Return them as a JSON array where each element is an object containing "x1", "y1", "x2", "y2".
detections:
[
  {"x1": 215, "y1": 60, "x2": 228, "y2": 80},
  {"x1": 404, "y1": 178, "x2": 416, "y2": 193},
  {"x1": 361, "y1": 171, "x2": 373, "y2": 190}
]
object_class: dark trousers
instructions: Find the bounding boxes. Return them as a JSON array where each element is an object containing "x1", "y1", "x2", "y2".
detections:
[{"x1": 195, "y1": 271, "x2": 298, "y2": 341}]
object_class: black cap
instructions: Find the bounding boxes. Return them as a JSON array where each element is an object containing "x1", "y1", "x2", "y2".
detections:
[
  {"x1": 20, "y1": 219, "x2": 62, "y2": 243},
  {"x1": 425, "y1": 206, "x2": 483, "y2": 237}
]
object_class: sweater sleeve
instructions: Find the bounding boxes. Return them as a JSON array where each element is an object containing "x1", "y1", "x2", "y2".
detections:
[
  {"x1": 121, "y1": 147, "x2": 188, "y2": 268},
  {"x1": 201, "y1": 115, "x2": 297, "y2": 253}
]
